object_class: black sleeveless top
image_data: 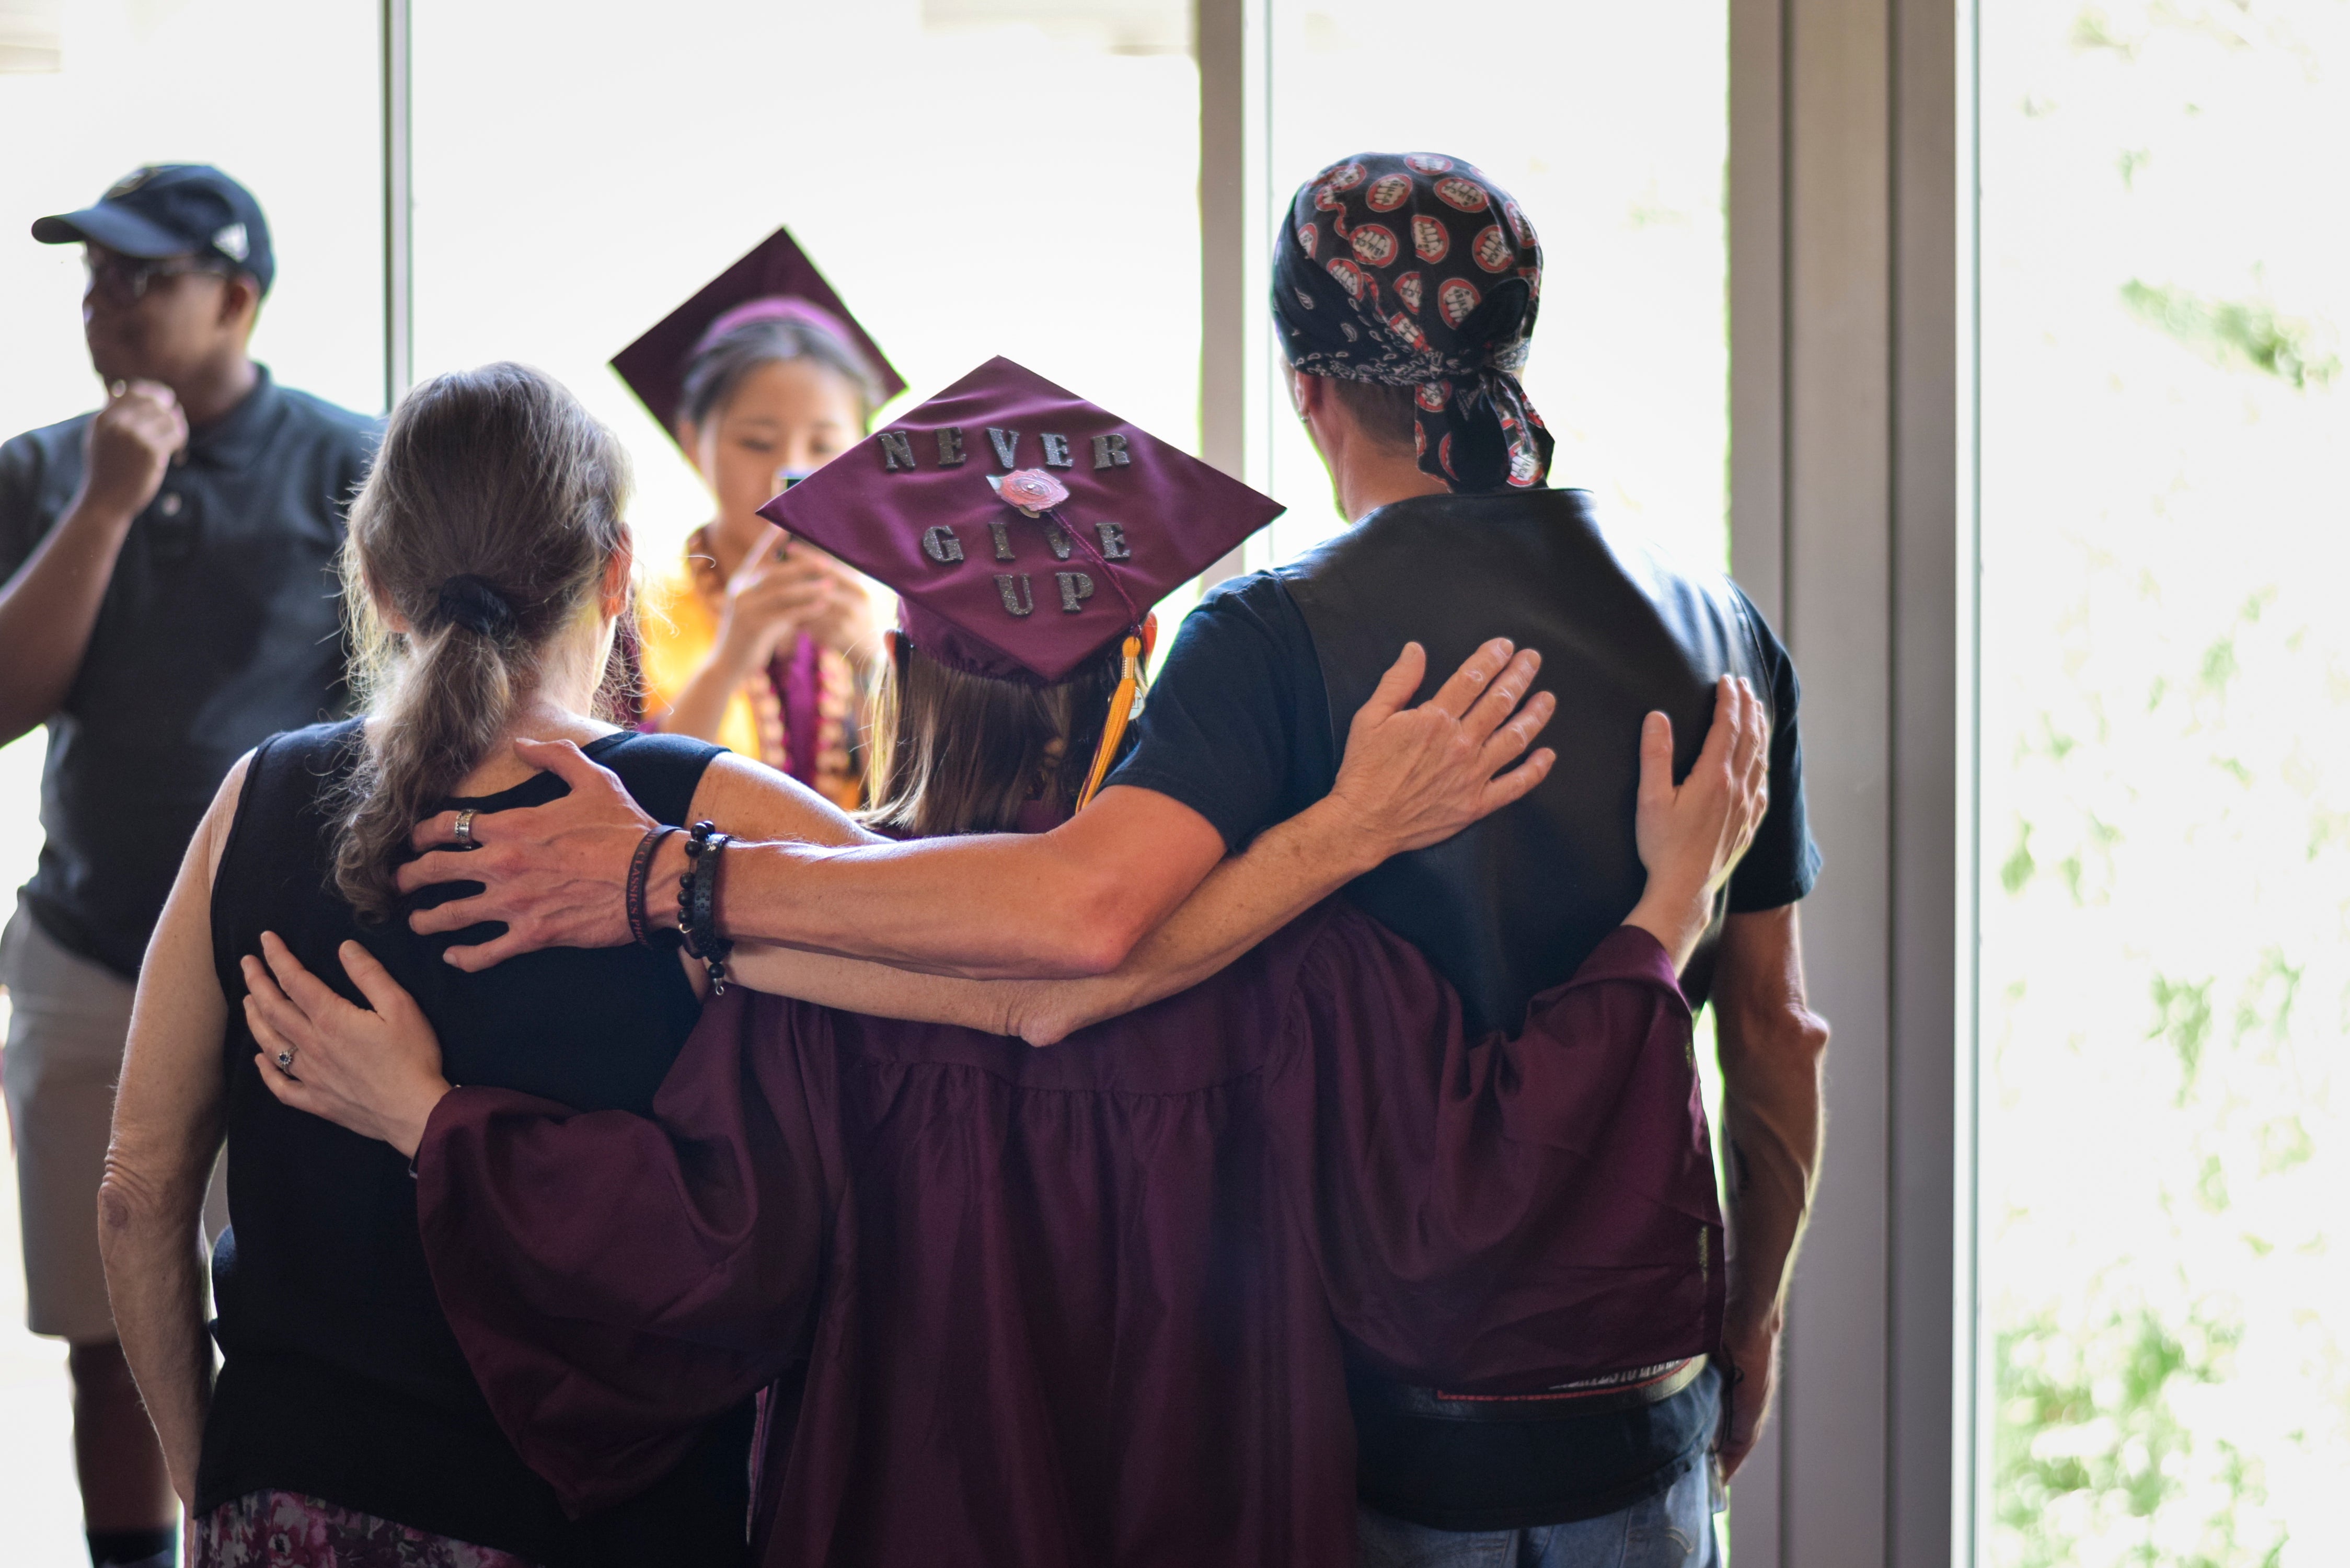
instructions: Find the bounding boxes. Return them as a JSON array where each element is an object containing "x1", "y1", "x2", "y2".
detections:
[{"x1": 200, "y1": 720, "x2": 750, "y2": 1565}]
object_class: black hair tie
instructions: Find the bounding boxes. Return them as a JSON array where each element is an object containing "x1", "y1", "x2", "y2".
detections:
[{"x1": 437, "y1": 574, "x2": 515, "y2": 637}]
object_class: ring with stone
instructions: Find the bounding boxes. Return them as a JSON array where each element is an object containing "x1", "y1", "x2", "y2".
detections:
[
  {"x1": 275, "y1": 1047, "x2": 296, "y2": 1071},
  {"x1": 453, "y1": 809, "x2": 477, "y2": 850}
]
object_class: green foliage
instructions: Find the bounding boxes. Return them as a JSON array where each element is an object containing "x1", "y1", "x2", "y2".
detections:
[
  {"x1": 2149, "y1": 975, "x2": 2216, "y2": 1101},
  {"x1": 1995, "y1": 1306, "x2": 2284, "y2": 1568},
  {"x1": 1992, "y1": 1316, "x2": 2265, "y2": 1568},
  {"x1": 2119, "y1": 281, "x2": 2341, "y2": 391},
  {"x1": 2005, "y1": 820, "x2": 2040, "y2": 895},
  {"x1": 2072, "y1": 7, "x2": 2143, "y2": 59}
]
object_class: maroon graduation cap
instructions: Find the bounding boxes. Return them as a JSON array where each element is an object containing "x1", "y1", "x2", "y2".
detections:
[
  {"x1": 610, "y1": 226, "x2": 906, "y2": 442},
  {"x1": 759, "y1": 355, "x2": 1284, "y2": 806}
]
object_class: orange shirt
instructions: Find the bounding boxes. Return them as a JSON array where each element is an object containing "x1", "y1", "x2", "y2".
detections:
[{"x1": 636, "y1": 541, "x2": 865, "y2": 810}]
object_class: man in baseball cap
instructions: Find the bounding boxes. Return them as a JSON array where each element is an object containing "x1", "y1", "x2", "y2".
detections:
[
  {"x1": 32, "y1": 163, "x2": 277, "y2": 296},
  {"x1": 1, "y1": 165, "x2": 375, "y2": 1568}
]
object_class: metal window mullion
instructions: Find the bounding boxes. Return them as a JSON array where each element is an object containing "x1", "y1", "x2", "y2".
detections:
[{"x1": 381, "y1": 0, "x2": 412, "y2": 409}]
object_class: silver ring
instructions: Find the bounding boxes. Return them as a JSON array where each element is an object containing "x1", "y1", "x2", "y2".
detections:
[
  {"x1": 274, "y1": 1047, "x2": 295, "y2": 1071},
  {"x1": 452, "y1": 809, "x2": 476, "y2": 850}
]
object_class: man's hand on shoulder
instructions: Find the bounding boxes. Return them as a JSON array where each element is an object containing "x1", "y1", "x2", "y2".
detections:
[
  {"x1": 400, "y1": 739, "x2": 658, "y2": 971},
  {"x1": 1322, "y1": 638, "x2": 1558, "y2": 862}
]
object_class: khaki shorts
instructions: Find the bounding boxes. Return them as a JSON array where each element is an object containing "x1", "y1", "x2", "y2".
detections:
[{"x1": 1, "y1": 901, "x2": 226, "y2": 1343}]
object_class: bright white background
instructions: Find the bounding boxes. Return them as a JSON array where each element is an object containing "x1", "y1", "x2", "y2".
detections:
[
  {"x1": 407, "y1": 0, "x2": 1205, "y2": 576},
  {"x1": 1259, "y1": 1, "x2": 1730, "y2": 574}
]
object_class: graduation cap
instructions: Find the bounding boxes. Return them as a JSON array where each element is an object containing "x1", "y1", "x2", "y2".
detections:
[
  {"x1": 610, "y1": 226, "x2": 906, "y2": 443},
  {"x1": 759, "y1": 355, "x2": 1284, "y2": 809}
]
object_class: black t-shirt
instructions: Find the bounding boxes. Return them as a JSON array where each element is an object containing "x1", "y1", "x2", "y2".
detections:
[
  {"x1": 1107, "y1": 563, "x2": 1817, "y2": 1528},
  {"x1": 1112, "y1": 569, "x2": 1819, "y2": 910},
  {"x1": 0, "y1": 367, "x2": 379, "y2": 977}
]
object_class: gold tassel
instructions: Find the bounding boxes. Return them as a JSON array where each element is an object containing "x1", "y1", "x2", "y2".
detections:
[{"x1": 1076, "y1": 632, "x2": 1146, "y2": 813}]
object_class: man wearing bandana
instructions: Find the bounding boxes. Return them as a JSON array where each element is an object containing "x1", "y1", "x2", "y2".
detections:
[
  {"x1": 401, "y1": 156, "x2": 1825, "y2": 1566},
  {"x1": 1105, "y1": 152, "x2": 1827, "y2": 1565}
]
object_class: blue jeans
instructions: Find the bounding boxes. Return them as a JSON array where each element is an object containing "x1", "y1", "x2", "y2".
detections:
[{"x1": 1357, "y1": 1455, "x2": 1724, "y2": 1568}]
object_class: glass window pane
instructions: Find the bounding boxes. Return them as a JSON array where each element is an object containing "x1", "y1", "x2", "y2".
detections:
[
  {"x1": 0, "y1": 3, "x2": 386, "y2": 439},
  {"x1": 410, "y1": 1, "x2": 1200, "y2": 578},
  {"x1": 1260, "y1": 2, "x2": 1729, "y2": 573},
  {"x1": 0, "y1": 2, "x2": 384, "y2": 1555},
  {"x1": 1976, "y1": 5, "x2": 2350, "y2": 1563}
]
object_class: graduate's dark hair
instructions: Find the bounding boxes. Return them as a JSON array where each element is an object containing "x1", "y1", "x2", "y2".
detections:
[
  {"x1": 330, "y1": 363, "x2": 635, "y2": 919},
  {"x1": 862, "y1": 636, "x2": 1126, "y2": 839},
  {"x1": 677, "y1": 315, "x2": 886, "y2": 435}
]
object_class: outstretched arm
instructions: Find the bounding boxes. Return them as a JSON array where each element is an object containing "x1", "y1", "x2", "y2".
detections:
[
  {"x1": 731, "y1": 640, "x2": 1560, "y2": 1041},
  {"x1": 243, "y1": 642, "x2": 1563, "y2": 1125},
  {"x1": 244, "y1": 676, "x2": 1765, "y2": 1159},
  {"x1": 393, "y1": 639, "x2": 1547, "y2": 980}
]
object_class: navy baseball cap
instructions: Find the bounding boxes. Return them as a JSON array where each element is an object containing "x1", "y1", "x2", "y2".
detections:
[{"x1": 33, "y1": 164, "x2": 274, "y2": 296}]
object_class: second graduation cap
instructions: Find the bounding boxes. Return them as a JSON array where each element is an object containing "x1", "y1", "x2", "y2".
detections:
[
  {"x1": 759, "y1": 356, "x2": 1284, "y2": 806},
  {"x1": 610, "y1": 225, "x2": 905, "y2": 443}
]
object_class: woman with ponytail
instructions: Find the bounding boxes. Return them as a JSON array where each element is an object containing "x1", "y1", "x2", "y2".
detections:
[{"x1": 93, "y1": 362, "x2": 891, "y2": 1566}]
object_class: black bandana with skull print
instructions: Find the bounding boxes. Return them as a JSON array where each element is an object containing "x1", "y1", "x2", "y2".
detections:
[{"x1": 1273, "y1": 152, "x2": 1553, "y2": 493}]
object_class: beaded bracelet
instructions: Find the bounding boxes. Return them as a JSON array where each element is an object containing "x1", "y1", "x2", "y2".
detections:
[
  {"x1": 677, "y1": 821, "x2": 735, "y2": 994},
  {"x1": 625, "y1": 824, "x2": 681, "y2": 949}
]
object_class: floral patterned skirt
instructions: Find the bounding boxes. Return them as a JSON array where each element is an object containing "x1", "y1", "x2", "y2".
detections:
[{"x1": 193, "y1": 1491, "x2": 542, "y2": 1568}]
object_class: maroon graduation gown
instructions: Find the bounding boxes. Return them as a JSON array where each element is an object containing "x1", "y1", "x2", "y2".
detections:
[{"x1": 414, "y1": 903, "x2": 1722, "y2": 1567}]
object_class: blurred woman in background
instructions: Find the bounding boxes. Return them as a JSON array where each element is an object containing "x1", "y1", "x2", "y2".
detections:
[{"x1": 617, "y1": 232, "x2": 902, "y2": 810}]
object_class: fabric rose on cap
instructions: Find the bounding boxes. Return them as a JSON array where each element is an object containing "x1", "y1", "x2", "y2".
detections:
[
  {"x1": 1271, "y1": 152, "x2": 1553, "y2": 493},
  {"x1": 990, "y1": 469, "x2": 1070, "y2": 517}
]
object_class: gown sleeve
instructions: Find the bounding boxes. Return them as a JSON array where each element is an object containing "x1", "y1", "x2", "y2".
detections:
[
  {"x1": 1270, "y1": 910, "x2": 1725, "y2": 1393},
  {"x1": 413, "y1": 987, "x2": 838, "y2": 1516}
]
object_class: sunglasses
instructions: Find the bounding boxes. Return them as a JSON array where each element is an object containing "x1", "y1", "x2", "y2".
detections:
[{"x1": 82, "y1": 251, "x2": 233, "y2": 305}]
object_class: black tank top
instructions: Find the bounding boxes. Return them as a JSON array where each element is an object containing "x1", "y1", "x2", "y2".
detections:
[{"x1": 199, "y1": 719, "x2": 751, "y2": 1565}]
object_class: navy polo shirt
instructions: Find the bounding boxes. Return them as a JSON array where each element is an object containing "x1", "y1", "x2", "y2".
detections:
[{"x1": 0, "y1": 366, "x2": 379, "y2": 977}]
